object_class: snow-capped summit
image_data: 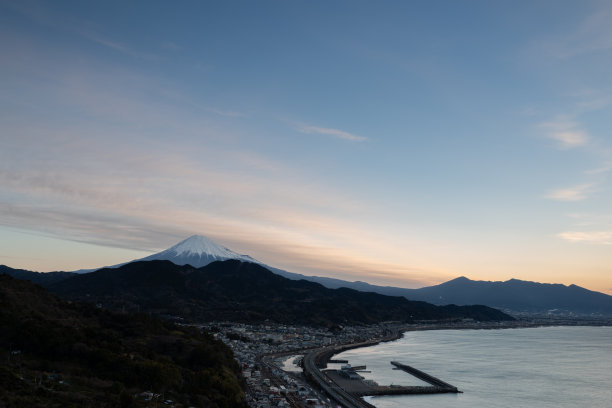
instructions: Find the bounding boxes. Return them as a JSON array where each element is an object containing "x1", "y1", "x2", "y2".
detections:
[
  {"x1": 168, "y1": 235, "x2": 241, "y2": 257},
  {"x1": 135, "y1": 234, "x2": 260, "y2": 268}
]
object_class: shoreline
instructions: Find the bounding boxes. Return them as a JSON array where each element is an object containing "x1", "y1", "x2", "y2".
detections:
[
  {"x1": 328, "y1": 320, "x2": 612, "y2": 367},
  {"x1": 327, "y1": 320, "x2": 560, "y2": 361}
]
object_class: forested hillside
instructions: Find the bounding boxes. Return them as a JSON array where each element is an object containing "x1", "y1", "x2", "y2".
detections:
[{"x1": 0, "y1": 274, "x2": 246, "y2": 408}]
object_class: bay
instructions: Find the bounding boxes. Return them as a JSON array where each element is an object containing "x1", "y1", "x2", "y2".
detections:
[{"x1": 334, "y1": 326, "x2": 612, "y2": 408}]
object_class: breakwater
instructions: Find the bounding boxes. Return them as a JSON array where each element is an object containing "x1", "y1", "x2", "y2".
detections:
[{"x1": 391, "y1": 361, "x2": 459, "y2": 391}]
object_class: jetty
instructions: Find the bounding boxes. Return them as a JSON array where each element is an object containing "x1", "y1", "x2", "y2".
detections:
[
  {"x1": 391, "y1": 361, "x2": 459, "y2": 391},
  {"x1": 324, "y1": 368, "x2": 460, "y2": 398}
]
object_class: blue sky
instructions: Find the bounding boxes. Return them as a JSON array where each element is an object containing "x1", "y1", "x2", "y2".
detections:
[{"x1": 1, "y1": 1, "x2": 612, "y2": 293}]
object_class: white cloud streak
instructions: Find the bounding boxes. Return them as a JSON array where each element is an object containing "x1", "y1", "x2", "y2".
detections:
[
  {"x1": 557, "y1": 231, "x2": 612, "y2": 245},
  {"x1": 298, "y1": 124, "x2": 367, "y2": 142},
  {"x1": 539, "y1": 120, "x2": 589, "y2": 149},
  {"x1": 545, "y1": 183, "x2": 597, "y2": 202},
  {"x1": 549, "y1": 130, "x2": 589, "y2": 149}
]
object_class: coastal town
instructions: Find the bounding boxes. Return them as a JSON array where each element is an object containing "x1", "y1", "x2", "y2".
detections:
[{"x1": 198, "y1": 322, "x2": 388, "y2": 408}]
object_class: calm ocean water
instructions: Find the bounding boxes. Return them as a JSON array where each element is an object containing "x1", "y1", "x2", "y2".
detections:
[{"x1": 333, "y1": 326, "x2": 612, "y2": 408}]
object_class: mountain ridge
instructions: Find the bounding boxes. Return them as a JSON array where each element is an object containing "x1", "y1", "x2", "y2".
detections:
[
  {"x1": 401, "y1": 276, "x2": 612, "y2": 315},
  {"x1": 48, "y1": 259, "x2": 513, "y2": 326}
]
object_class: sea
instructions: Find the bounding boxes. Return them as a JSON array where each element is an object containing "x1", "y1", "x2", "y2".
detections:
[{"x1": 332, "y1": 326, "x2": 612, "y2": 408}]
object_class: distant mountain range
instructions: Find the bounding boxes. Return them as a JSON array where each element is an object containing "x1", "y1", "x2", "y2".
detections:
[
  {"x1": 46, "y1": 259, "x2": 511, "y2": 325},
  {"x1": 2, "y1": 234, "x2": 612, "y2": 316},
  {"x1": 399, "y1": 276, "x2": 612, "y2": 316}
]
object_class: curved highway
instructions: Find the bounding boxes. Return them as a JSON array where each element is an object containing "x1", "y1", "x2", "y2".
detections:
[{"x1": 303, "y1": 346, "x2": 375, "y2": 408}]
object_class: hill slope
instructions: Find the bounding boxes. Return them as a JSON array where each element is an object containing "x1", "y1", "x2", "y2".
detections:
[
  {"x1": 0, "y1": 274, "x2": 246, "y2": 408},
  {"x1": 49, "y1": 260, "x2": 512, "y2": 325},
  {"x1": 0, "y1": 265, "x2": 75, "y2": 286}
]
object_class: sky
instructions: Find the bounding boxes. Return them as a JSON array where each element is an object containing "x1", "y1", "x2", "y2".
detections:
[{"x1": 1, "y1": 0, "x2": 612, "y2": 294}]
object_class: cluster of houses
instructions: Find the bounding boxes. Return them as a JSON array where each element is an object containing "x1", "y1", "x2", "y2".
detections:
[
  {"x1": 243, "y1": 363, "x2": 327, "y2": 408},
  {"x1": 197, "y1": 322, "x2": 401, "y2": 407},
  {"x1": 200, "y1": 322, "x2": 393, "y2": 356}
]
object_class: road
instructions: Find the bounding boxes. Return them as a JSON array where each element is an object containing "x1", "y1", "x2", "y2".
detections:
[
  {"x1": 258, "y1": 350, "x2": 334, "y2": 408},
  {"x1": 302, "y1": 347, "x2": 375, "y2": 408}
]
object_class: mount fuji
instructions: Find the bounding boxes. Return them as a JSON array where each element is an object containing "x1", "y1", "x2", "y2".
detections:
[
  {"x1": 71, "y1": 234, "x2": 264, "y2": 273},
  {"x1": 124, "y1": 235, "x2": 393, "y2": 290},
  {"x1": 134, "y1": 235, "x2": 260, "y2": 268},
  {"x1": 67, "y1": 235, "x2": 432, "y2": 293},
  {"x1": 122, "y1": 235, "x2": 355, "y2": 287},
  {"x1": 75, "y1": 235, "x2": 394, "y2": 291}
]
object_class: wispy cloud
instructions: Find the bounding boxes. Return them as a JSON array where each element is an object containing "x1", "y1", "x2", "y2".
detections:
[
  {"x1": 297, "y1": 124, "x2": 366, "y2": 142},
  {"x1": 550, "y1": 130, "x2": 589, "y2": 149},
  {"x1": 539, "y1": 120, "x2": 589, "y2": 149},
  {"x1": 160, "y1": 40, "x2": 181, "y2": 51},
  {"x1": 83, "y1": 33, "x2": 159, "y2": 61},
  {"x1": 3, "y1": 2, "x2": 158, "y2": 61},
  {"x1": 0, "y1": 75, "x2": 408, "y2": 280},
  {"x1": 545, "y1": 183, "x2": 597, "y2": 202},
  {"x1": 585, "y1": 161, "x2": 612, "y2": 175},
  {"x1": 88, "y1": 36, "x2": 131, "y2": 53},
  {"x1": 206, "y1": 107, "x2": 246, "y2": 118},
  {"x1": 557, "y1": 231, "x2": 612, "y2": 245},
  {"x1": 537, "y1": 5, "x2": 612, "y2": 59},
  {"x1": 574, "y1": 95, "x2": 610, "y2": 113}
]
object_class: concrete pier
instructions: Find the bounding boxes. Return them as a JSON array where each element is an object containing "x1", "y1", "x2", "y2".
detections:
[
  {"x1": 325, "y1": 370, "x2": 460, "y2": 398},
  {"x1": 390, "y1": 361, "x2": 459, "y2": 392}
]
